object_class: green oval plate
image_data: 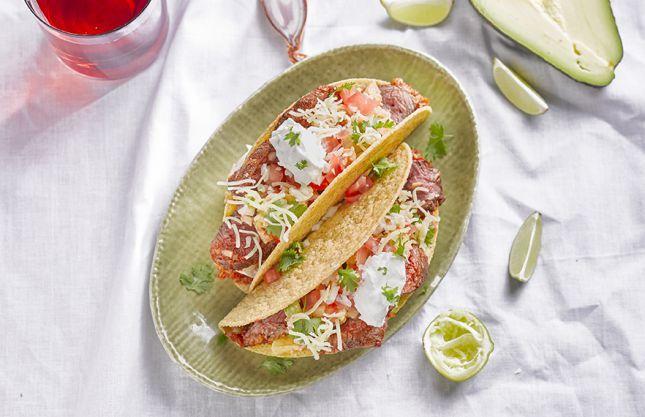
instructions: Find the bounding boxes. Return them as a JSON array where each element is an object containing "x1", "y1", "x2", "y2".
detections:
[{"x1": 149, "y1": 44, "x2": 478, "y2": 396}]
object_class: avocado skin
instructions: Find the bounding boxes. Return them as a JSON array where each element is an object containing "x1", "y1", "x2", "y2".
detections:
[{"x1": 469, "y1": 0, "x2": 624, "y2": 87}]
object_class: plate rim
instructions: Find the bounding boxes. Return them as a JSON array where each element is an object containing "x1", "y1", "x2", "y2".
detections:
[{"x1": 148, "y1": 43, "x2": 480, "y2": 397}]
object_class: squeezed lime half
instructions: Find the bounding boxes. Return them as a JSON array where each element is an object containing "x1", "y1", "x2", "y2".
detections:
[
  {"x1": 380, "y1": 0, "x2": 454, "y2": 27},
  {"x1": 493, "y1": 58, "x2": 548, "y2": 116},
  {"x1": 423, "y1": 309, "x2": 493, "y2": 382}
]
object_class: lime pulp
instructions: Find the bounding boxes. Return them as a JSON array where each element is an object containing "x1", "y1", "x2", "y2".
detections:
[
  {"x1": 493, "y1": 57, "x2": 548, "y2": 116},
  {"x1": 423, "y1": 309, "x2": 493, "y2": 382}
]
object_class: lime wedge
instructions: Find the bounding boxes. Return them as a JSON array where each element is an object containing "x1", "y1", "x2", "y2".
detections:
[
  {"x1": 509, "y1": 211, "x2": 542, "y2": 282},
  {"x1": 380, "y1": 0, "x2": 454, "y2": 27},
  {"x1": 493, "y1": 58, "x2": 548, "y2": 116},
  {"x1": 423, "y1": 309, "x2": 493, "y2": 382}
]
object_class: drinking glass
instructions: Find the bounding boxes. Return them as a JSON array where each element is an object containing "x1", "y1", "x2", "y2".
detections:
[{"x1": 25, "y1": 0, "x2": 168, "y2": 79}]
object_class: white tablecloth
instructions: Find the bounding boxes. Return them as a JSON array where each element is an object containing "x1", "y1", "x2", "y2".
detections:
[{"x1": 2, "y1": 1, "x2": 644, "y2": 416}]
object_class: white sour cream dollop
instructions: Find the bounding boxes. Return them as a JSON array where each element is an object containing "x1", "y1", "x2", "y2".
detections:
[
  {"x1": 269, "y1": 118, "x2": 328, "y2": 187},
  {"x1": 353, "y1": 252, "x2": 406, "y2": 327}
]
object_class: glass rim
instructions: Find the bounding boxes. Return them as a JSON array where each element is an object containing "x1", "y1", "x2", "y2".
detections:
[{"x1": 24, "y1": 0, "x2": 153, "y2": 38}]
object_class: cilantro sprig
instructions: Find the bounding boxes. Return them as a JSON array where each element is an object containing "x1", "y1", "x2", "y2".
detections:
[
  {"x1": 260, "y1": 357, "x2": 294, "y2": 375},
  {"x1": 389, "y1": 204, "x2": 401, "y2": 214},
  {"x1": 284, "y1": 129, "x2": 301, "y2": 146},
  {"x1": 338, "y1": 268, "x2": 360, "y2": 292},
  {"x1": 351, "y1": 120, "x2": 368, "y2": 143},
  {"x1": 424, "y1": 123, "x2": 451, "y2": 161},
  {"x1": 381, "y1": 285, "x2": 400, "y2": 305},
  {"x1": 295, "y1": 160, "x2": 308, "y2": 170},
  {"x1": 335, "y1": 82, "x2": 355, "y2": 92},
  {"x1": 292, "y1": 317, "x2": 322, "y2": 335},
  {"x1": 373, "y1": 119, "x2": 395, "y2": 129},
  {"x1": 424, "y1": 226, "x2": 436, "y2": 246},
  {"x1": 395, "y1": 238, "x2": 406, "y2": 257},
  {"x1": 371, "y1": 157, "x2": 397, "y2": 178},
  {"x1": 278, "y1": 242, "x2": 305, "y2": 272},
  {"x1": 179, "y1": 264, "x2": 214, "y2": 294},
  {"x1": 266, "y1": 202, "x2": 307, "y2": 238},
  {"x1": 215, "y1": 332, "x2": 228, "y2": 346}
]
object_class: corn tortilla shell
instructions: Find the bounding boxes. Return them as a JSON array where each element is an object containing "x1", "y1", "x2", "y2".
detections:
[
  {"x1": 240, "y1": 216, "x2": 439, "y2": 358},
  {"x1": 220, "y1": 79, "x2": 431, "y2": 292},
  {"x1": 219, "y1": 143, "x2": 413, "y2": 328}
]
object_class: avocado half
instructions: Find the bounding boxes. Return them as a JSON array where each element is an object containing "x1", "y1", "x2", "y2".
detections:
[{"x1": 470, "y1": 0, "x2": 623, "y2": 87}]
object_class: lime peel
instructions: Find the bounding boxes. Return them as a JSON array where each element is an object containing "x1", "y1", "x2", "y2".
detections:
[
  {"x1": 380, "y1": 0, "x2": 454, "y2": 27},
  {"x1": 493, "y1": 57, "x2": 548, "y2": 116},
  {"x1": 423, "y1": 309, "x2": 493, "y2": 382}
]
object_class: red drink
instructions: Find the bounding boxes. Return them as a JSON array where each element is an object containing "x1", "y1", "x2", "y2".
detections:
[
  {"x1": 25, "y1": 0, "x2": 168, "y2": 79},
  {"x1": 36, "y1": 0, "x2": 150, "y2": 36}
]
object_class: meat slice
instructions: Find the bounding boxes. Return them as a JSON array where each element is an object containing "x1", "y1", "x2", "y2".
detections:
[
  {"x1": 242, "y1": 310, "x2": 288, "y2": 346},
  {"x1": 330, "y1": 318, "x2": 386, "y2": 350},
  {"x1": 276, "y1": 84, "x2": 336, "y2": 127},
  {"x1": 228, "y1": 141, "x2": 274, "y2": 184},
  {"x1": 404, "y1": 153, "x2": 445, "y2": 212},
  {"x1": 379, "y1": 78, "x2": 428, "y2": 123},
  {"x1": 217, "y1": 268, "x2": 253, "y2": 286},
  {"x1": 403, "y1": 245, "x2": 428, "y2": 294},
  {"x1": 210, "y1": 216, "x2": 277, "y2": 272}
]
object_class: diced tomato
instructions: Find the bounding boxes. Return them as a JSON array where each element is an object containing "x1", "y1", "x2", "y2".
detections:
[
  {"x1": 267, "y1": 163, "x2": 284, "y2": 183},
  {"x1": 364, "y1": 237, "x2": 380, "y2": 254},
  {"x1": 337, "y1": 128, "x2": 351, "y2": 141},
  {"x1": 303, "y1": 288, "x2": 321, "y2": 310},
  {"x1": 322, "y1": 137, "x2": 341, "y2": 153},
  {"x1": 310, "y1": 177, "x2": 330, "y2": 192},
  {"x1": 383, "y1": 242, "x2": 396, "y2": 253},
  {"x1": 344, "y1": 91, "x2": 379, "y2": 116},
  {"x1": 338, "y1": 88, "x2": 356, "y2": 102},
  {"x1": 325, "y1": 302, "x2": 343, "y2": 314},
  {"x1": 355, "y1": 246, "x2": 371, "y2": 266},
  {"x1": 344, "y1": 175, "x2": 374, "y2": 203},
  {"x1": 264, "y1": 267, "x2": 281, "y2": 284}
]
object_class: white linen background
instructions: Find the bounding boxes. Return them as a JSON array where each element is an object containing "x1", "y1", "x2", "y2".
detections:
[{"x1": 1, "y1": 0, "x2": 644, "y2": 415}]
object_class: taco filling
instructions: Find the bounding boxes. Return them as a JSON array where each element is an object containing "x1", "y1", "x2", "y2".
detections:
[
  {"x1": 211, "y1": 79, "x2": 429, "y2": 287},
  {"x1": 224, "y1": 151, "x2": 444, "y2": 358}
]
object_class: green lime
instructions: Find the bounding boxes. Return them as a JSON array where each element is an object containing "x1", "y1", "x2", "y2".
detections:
[
  {"x1": 380, "y1": 0, "x2": 454, "y2": 27},
  {"x1": 493, "y1": 58, "x2": 548, "y2": 116},
  {"x1": 509, "y1": 211, "x2": 542, "y2": 282},
  {"x1": 423, "y1": 309, "x2": 493, "y2": 382}
]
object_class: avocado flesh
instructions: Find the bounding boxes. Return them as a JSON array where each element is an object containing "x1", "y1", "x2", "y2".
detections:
[{"x1": 471, "y1": 0, "x2": 623, "y2": 86}]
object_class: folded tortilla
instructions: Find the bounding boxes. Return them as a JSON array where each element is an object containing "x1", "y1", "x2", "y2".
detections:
[
  {"x1": 214, "y1": 79, "x2": 432, "y2": 292},
  {"x1": 219, "y1": 144, "x2": 441, "y2": 357}
]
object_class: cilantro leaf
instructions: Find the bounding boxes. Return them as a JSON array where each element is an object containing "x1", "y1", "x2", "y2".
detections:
[
  {"x1": 424, "y1": 226, "x2": 436, "y2": 246},
  {"x1": 371, "y1": 157, "x2": 397, "y2": 178},
  {"x1": 373, "y1": 119, "x2": 395, "y2": 129},
  {"x1": 266, "y1": 202, "x2": 307, "y2": 238},
  {"x1": 381, "y1": 285, "x2": 400, "y2": 305},
  {"x1": 291, "y1": 317, "x2": 322, "y2": 335},
  {"x1": 389, "y1": 204, "x2": 401, "y2": 214},
  {"x1": 179, "y1": 264, "x2": 214, "y2": 294},
  {"x1": 395, "y1": 238, "x2": 406, "y2": 257},
  {"x1": 260, "y1": 357, "x2": 294, "y2": 375},
  {"x1": 338, "y1": 268, "x2": 360, "y2": 292},
  {"x1": 351, "y1": 120, "x2": 368, "y2": 143},
  {"x1": 284, "y1": 130, "x2": 301, "y2": 146},
  {"x1": 296, "y1": 160, "x2": 308, "y2": 170},
  {"x1": 377, "y1": 266, "x2": 388, "y2": 275},
  {"x1": 215, "y1": 332, "x2": 228, "y2": 346},
  {"x1": 277, "y1": 242, "x2": 305, "y2": 272},
  {"x1": 424, "y1": 123, "x2": 449, "y2": 161},
  {"x1": 335, "y1": 82, "x2": 355, "y2": 92}
]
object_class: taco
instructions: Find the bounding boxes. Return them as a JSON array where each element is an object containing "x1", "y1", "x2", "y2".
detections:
[
  {"x1": 219, "y1": 143, "x2": 445, "y2": 358},
  {"x1": 211, "y1": 78, "x2": 432, "y2": 292}
]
